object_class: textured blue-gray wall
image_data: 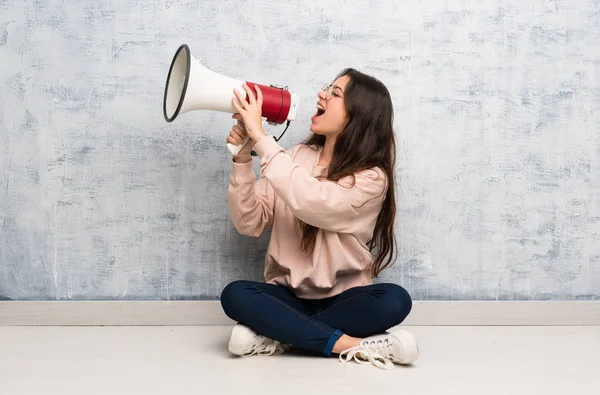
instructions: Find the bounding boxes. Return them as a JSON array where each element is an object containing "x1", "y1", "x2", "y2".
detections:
[{"x1": 1, "y1": 0, "x2": 599, "y2": 301}]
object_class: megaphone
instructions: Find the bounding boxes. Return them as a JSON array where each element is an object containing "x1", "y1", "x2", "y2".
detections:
[{"x1": 163, "y1": 44, "x2": 299, "y2": 156}]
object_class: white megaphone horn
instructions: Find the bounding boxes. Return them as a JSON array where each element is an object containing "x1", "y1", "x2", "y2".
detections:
[{"x1": 163, "y1": 44, "x2": 299, "y2": 156}]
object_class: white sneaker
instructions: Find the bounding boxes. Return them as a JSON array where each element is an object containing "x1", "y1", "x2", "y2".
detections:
[
  {"x1": 339, "y1": 328, "x2": 419, "y2": 370},
  {"x1": 228, "y1": 324, "x2": 288, "y2": 357}
]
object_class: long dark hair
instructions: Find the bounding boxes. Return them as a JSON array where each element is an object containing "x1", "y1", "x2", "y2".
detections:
[{"x1": 297, "y1": 68, "x2": 397, "y2": 278}]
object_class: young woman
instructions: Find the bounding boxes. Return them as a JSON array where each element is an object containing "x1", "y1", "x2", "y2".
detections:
[{"x1": 220, "y1": 69, "x2": 418, "y2": 370}]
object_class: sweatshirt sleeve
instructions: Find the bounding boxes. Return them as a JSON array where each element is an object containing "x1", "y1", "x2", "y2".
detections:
[
  {"x1": 227, "y1": 160, "x2": 275, "y2": 237},
  {"x1": 253, "y1": 136, "x2": 388, "y2": 233},
  {"x1": 227, "y1": 144, "x2": 301, "y2": 237}
]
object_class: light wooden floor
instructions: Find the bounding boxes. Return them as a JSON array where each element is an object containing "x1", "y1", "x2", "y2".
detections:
[{"x1": 1, "y1": 325, "x2": 599, "y2": 394}]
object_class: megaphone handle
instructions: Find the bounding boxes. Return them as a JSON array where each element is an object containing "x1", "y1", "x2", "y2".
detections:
[
  {"x1": 227, "y1": 135, "x2": 250, "y2": 156},
  {"x1": 227, "y1": 119, "x2": 266, "y2": 157}
]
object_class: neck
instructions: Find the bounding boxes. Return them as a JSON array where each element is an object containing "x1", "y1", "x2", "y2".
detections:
[{"x1": 318, "y1": 137, "x2": 335, "y2": 166}]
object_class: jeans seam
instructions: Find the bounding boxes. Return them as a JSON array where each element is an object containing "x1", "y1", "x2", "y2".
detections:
[
  {"x1": 263, "y1": 293, "x2": 335, "y2": 336},
  {"x1": 311, "y1": 291, "x2": 372, "y2": 319}
]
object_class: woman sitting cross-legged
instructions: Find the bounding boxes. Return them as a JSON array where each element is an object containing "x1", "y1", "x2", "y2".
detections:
[{"x1": 221, "y1": 68, "x2": 418, "y2": 370}]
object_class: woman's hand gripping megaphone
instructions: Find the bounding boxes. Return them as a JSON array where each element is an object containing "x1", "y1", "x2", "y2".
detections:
[
  {"x1": 226, "y1": 114, "x2": 254, "y2": 159},
  {"x1": 226, "y1": 83, "x2": 269, "y2": 157}
]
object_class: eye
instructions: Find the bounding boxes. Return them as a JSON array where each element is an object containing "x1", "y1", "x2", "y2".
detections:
[{"x1": 332, "y1": 92, "x2": 340, "y2": 97}]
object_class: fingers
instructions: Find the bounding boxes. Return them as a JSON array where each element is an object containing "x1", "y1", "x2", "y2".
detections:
[
  {"x1": 232, "y1": 88, "x2": 246, "y2": 112},
  {"x1": 255, "y1": 85, "x2": 263, "y2": 108},
  {"x1": 227, "y1": 135, "x2": 245, "y2": 146},
  {"x1": 233, "y1": 84, "x2": 261, "y2": 112},
  {"x1": 232, "y1": 125, "x2": 246, "y2": 140},
  {"x1": 232, "y1": 113, "x2": 245, "y2": 127},
  {"x1": 242, "y1": 83, "x2": 256, "y2": 105},
  {"x1": 227, "y1": 132, "x2": 245, "y2": 146},
  {"x1": 231, "y1": 84, "x2": 264, "y2": 143},
  {"x1": 231, "y1": 97, "x2": 243, "y2": 113},
  {"x1": 227, "y1": 124, "x2": 247, "y2": 146}
]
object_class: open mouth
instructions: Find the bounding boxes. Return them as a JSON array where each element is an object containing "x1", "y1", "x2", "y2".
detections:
[{"x1": 315, "y1": 106, "x2": 325, "y2": 117}]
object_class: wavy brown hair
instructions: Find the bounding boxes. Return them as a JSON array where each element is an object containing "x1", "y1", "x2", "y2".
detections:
[{"x1": 296, "y1": 68, "x2": 397, "y2": 278}]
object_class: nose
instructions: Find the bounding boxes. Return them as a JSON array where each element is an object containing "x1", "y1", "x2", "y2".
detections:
[{"x1": 317, "y1": 90, "x2": 327, "y2": 100}]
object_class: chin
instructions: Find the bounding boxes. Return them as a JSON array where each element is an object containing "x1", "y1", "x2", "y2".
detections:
[{"x1": 309, "y1": 124, "x2": 327, "y2": 136}]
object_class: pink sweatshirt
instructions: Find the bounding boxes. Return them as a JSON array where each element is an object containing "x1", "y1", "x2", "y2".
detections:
[{"x1": 227, "y1": 135, "x2": 388, "y2": 299}]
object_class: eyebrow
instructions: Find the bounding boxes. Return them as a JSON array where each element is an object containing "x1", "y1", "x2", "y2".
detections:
[{"x1": 331, "y1": 85, "x2": 344, "y2": 93}]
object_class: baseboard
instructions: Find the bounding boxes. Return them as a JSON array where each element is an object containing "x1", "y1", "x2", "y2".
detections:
[{"x1": 1, "y1": 301, "x2": 599, "y2": 326}]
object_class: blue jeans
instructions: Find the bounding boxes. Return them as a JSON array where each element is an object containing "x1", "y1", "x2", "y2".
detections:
[{"x1": 220, "y1": 280, "x2": 412, "y2": 356}]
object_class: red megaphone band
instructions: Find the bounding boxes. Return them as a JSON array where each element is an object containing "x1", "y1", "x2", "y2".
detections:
[{"x1": 244, "y1": 82, "x2": 292, "y2": 125}]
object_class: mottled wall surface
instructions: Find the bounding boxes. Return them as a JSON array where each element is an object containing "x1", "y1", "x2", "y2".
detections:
[{"x1": 1, "y1": 0, "x2": 599, "y2": 301}]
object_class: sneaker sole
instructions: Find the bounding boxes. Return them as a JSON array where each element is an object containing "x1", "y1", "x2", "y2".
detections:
[
  {"x1": 228, "y1": 324, "x2": 255, "y2": 356},
  {"x1": 391, "y1": 329, "x2": 419, "y2": 364}
]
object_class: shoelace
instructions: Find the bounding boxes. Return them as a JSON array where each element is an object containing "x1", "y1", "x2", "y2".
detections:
[
  {"x1": 249, "y1": 336, "x2": 287, "y2": 356},
  {"x1": 339, "y1": 338, "x2": 396, "y2": 370}
]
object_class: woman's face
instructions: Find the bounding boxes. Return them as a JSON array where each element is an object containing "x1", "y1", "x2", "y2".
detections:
[{"x1": 310, "y1": 75, "x2": 350, "y2": 137}]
